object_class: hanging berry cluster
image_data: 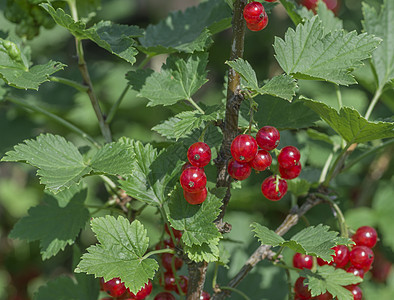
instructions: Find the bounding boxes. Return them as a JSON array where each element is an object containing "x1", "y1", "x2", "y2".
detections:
[
  {"x1": 228, "y1": 126, "x2": 302, "y2": 201},
  {"x1": 243, "y1": 1, "x2": 274, "y2": 31},
  {"x1": 100, "y1": 277, "x2": 152, "y2": 300},
  {"x1": 292, "y1": 226, "x2": 378, "y2": 300}
]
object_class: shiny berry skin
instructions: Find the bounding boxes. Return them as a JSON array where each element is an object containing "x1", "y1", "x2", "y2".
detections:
[
  {"x1": 174, "y1": 275, "x2": 188, "y2": 295},
  {"x1": 187, "y1": 142, "x2": 211, "y2": 167},
  {"x1": 183, "y1": 187, "x2": 207, "y2": 205},
  {"x1": 101, "y1": 277, "x2": 126, "y2": 297},
  {"x1": 180, "y1": 166, "x2": 207, "y2": 193},
  {"x1": 256, "y1": 126, "x2": 280, "y2": 150},
  {"x1": 279, "y1": 162, "x2": 302, "y2": 179},
  {"x1": 250, "y1": 149, "x2": 272, "y2": 171},
  {"x1": 230, "y1": 134, "x2": 258, "y2": 163},
  {"x1": 278, "y1": 146, "x2": 301, "y2": 168},
  {"x1": 154, "y1": 292, "x2": 176, "y2": 300},
  {"x1": 124, "y1": 281, "x2": 153, "y2": 300},
  {"x1": 261, "y1": 175, "x2": 288, "y2": 201},
  {"x1": 162, "y1": 253, "x2": 183, "y2": 272},
  {"x1": 165, "y1": 224, "x2": 182, "y2": 239},
  {"x1": 246, "y1": 11, "x2": 268, "y2": 31},
  {"x1": 160, "y1": 271, "x2": 177, "y2": 291},
  {"x1": 317, "y1": 257, "x2": 328, "y2": 266},
  {"x1": 293, "y1": 253, "x2": 313, "y2": 270},
  {"x1": 345, "y1": 285, "x2": 362, "y2": 300},
  {"x1": 313, "y1": 292, "x2": 333, "y2": 300},
  {"x1": 294, "y1": 277, "x2": 312, "y2": 299},
  {"x1": 346, "y1": 266, "x2": 365, "y2": 280},
  {"x1": 349, "y1": 246, "x2": 374, "y2": 271},
  {"x1": 352, "y1": 226, "x2": 378, "y2": 248},
  {"x1": 200, "y1": 291, "x2": 211, "y2": 300},
  {"x1": 301, "y1": 0, "x2": 339, "y2": 14},
  {"x1": 243, "y1": 1, "x2": 265, "y2": 24},
  {"x1": 330, "y1": 245, "x2": 349, "y2": 268},
  {"x1": 228, "y1": 158, "x2": 252, "y2": 181}
]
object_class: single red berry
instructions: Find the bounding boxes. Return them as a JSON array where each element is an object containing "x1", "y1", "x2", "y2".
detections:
[
  {"x1": 246, "y1": 11, "x2": 268, "y2": 31},
  {"x1": 165, "y1": 224, "x2": 183, "y2": 239},
  {"x1": 261, "y1": 175, "x2": 288, "y2": 201},
  {"x1": 101, "y1": 277, "x2": 126, "y2": 297},
  {"x1": 313, "y1": 292, "x2": 333, "y2": 300},
  {"x1": 200, "y1": 291, "x2": 211, "y2": 300},
  {"x1": 180, "y1": 166, "x2": 207, "y2": 193},
  {"x1": 124, "y1": 281, "x2": 153, "y2": 300},
  {"x1": 256, "y1": 126, "x2": 280, "y2": 150},
  {"x1": 278, "y1": 146, "x2": 301, "y2": 168},
  {"x1": 294, "y1": 277, "x2": 312, "y2": 299},
  {"x1": 347, "y1": 266, "x2": 365, "y2": 281},
  {"x1": 293, "y1": 253, "x2": 313, "y2": 270},
  {"x1": 183, "y1": 187, "x2": 208, "y2": 205},
  {"x1": 230, "y1": 134, "x2": 258, "y2": 163},
  {"x1": 227, "y1": 158, "x2": 252, "y2": 181},
  {"x1": 160, "y1": 271, "x2": 177, "y2": 291},
  {"x1": 349, "y1": 246, "x2": 374, "y2": 271},
  {"x1": 243, "y1": 1, "x2": 265, "y2": 24},
  {"x1": 352, "y1": 226, "x2": 378, "y2": 248},
  {"x1": 264, "y1": 0, "x2": 276, "y2": 2},
  {"x1": 250, "y1": 149, "x2": 272, "y2": 171},
  {"x1": 187, "y1": 142, "x2": 211, "y2": 167},
  {"x1": 154, "y1": 292, "x2": 176, "y2": 300},
  {"x1": 279, "y1": 162, "x2": 302, "y2": 179},
  {"x1": 174, "y1": 275, "x2": 188, "y2": 295},
  {"x1": 317, "y1": 257, "x2": 328, "y2": 266},
  {"x1": 330, "y1": 245, "x2": 349, "y2": 268},
  {"x1": 345, "y1": 285, "x2": 362, "y2": 300},
  {"x1": 162, "y1": 253, "x2": 183, "y2": 272},
  {"x1": 300, "y1": 0, "x2": 339, "y2": 14}
]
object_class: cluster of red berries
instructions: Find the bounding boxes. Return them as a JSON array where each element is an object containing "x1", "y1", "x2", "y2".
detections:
[
  {"x1": 180, "y1": 142, "x2": 212, "y2": 205},
  {"x1": 100, "y1": 278, "x2": 152, "y2": 300},
  {"x1": 292, "y1": 226, "x2": 378, "y2": 300},
  {"x1": 243, "y1": 1, "x2": 272, "y2": 32},
  {"x1": 228, "y1": 126, "x2": 301, "y2": 201},
  {"x1": 300, "y1": 0, "x2": 339, "y2": 14}
]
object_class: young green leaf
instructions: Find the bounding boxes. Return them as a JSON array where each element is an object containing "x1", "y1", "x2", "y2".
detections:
[
  {"x1": 287, "y1": 178, "x2": 311, "y2": 197},
  {"x1": 183, "y1": 237, "x2": 221, "y2": 263},
  {"x1": 139, "y1": 53, "x2": 208, "y2": 107},
  {"x1": 274, "y1": 16, "x2": 381, "y2": 85},
  {"x1": 316, "y1": 0, "x2": 343, "y2": 35},
  {"x1": 9, "y1": 186, "x2": 89, "y2": 260},
  {"x1": 302, "y1": 98, "x2": 394, "y2": 143},
  {"x1": 75, "y1": 216, "x2": 158, "y2": 294}
]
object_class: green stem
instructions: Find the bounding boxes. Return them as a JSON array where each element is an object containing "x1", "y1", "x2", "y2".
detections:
[
  {"x1": 365, "y1": 87, "x2": 383, "y2": 121},
  {"x1": 322, "y1": 143, "x2": 351, "y2": 187},
  {"x1": 335, "y1": 85, "x2": 343, "y2": 108},
  {"x1": 199, "y1": 122, "x2": 212, "y2": 142},
  {"x1": 187, "y1": 97, "x2": 205, "y2": 114},
  {"x1": 159, "y1": 208, "x2": 178, "y2": 248},
  {"x1": 5, "y1": 96, "x2": 100, "y2": 148},
  {"x1": 137, "y1": 54, "x2": 152, "y2": 69},
  {"x1": 212, "y1": 263, "x2": 219, "y2": 290},
  {"x1": 49, "y1": 76, "x2": 89, "y2": 92},
  {"x1": 85, "y1": 204, "x2": 125, "y2": 215},
  {"x1": 272, "y1": 262, "x2": 301, "y2": 272},
  {"x1": 106, "y1": 85, "x2": 130, "y2": 124},
  {"x1": 141, "y1": 248, "x2": 174, "y2": 260},
  {"x1": 219, "y1": 287, "x2": 251, "y2": 300},
  {"x1": 271, "y1": 246, "x2": 284, "y2": 261},
  {"x1": 319, "y1": 152, "x2": 334, "y2": 184}
]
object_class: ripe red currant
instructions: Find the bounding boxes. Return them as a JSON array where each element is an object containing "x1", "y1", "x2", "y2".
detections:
[
  {"x1": 180, "y1": 166, "x2": 207, "y2": 193},
  {"x1": 101, "y1": 277, "x2": 126, "y2": 297},
  {"x1": 345, "y1": 285, "x2": 362, "y2": 300},
  {"x1": 293, "y1": 253, "x2": 313, "y2": 270},
  {"x1": 227, "y1": 158, "x2": 252, "y2": 181},
  {"x1": 160, "y1": 271, "x2": 177, "y2": 291},
  {"x1": 294, "y1": 277, "x2": 312, "y2": 299},
  {"x1": 243, "y1": 1, "x2": 265, "y2": 24},
  {"x1": 317, "y1": 257, "x2": 328, "y2": 266},
  {"x1": 349, "y1": 246, "x2": 374, "y2": 271},
  {"x1": 250, "y1": 149, "x2": 272, "y2": 171},
  {"x1": 230, "y1": 134, "x2": 258, "y2": 162},
  {"x1": 246, "y1": 11, "x2": 268, "y2": 31},
  {"x1": 183, "y1": 187, "x2": 207, "y2": 205},
  {"x1": 264, "y1": 0, "x2": 276, "y2": 2},
  {"x1": 174, "y1": 275, "x2": 188, "y2": 295},
  {"x1": 154, "y1": 292, "x2": 176, "y2": 300},
  {"x1": 277, "y1": 146, "x2": 301, "y2": 168},
  {"x1": 330, "y1": 245, "x2": 349, "y2": 268},
  {"x1": 162, "y1": 253, "x2": 183, "y2": 272},
  {"x1": 346, "y1": 266, "x2": 365, "y2": 280},
  {"x1": 261, "y1": 175, "x2": 288, "y2": 201},
  {"x1": 165, "y1": 224, "x2": 183, "y2": 239},
  {"x1": 256, "y1": 126, "x2": 280, "y2": 150},
  {"x1": 124, "y1": 281, "x2": 153, "y2": 300},
  {"x1": 187, "y1": 142, "x2": 211, "y2": 167},
  {"x1": 200, "y1": 291, "x2": 211, "y2": 300},
  {"x1": 300, "y1": 0, "x2": 339, "y2": 14},
  {"x1": 279, "y1": 162, "x2": 302, "y2": 179},
  {"x1": 313, "y1": 292, "x2": 333, "y2": 300},
  {"x1": 352, "y1": 226, "x2": 377, "y2": 248}
]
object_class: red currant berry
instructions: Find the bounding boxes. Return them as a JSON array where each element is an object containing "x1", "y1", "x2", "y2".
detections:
[
  {"x1": 230, "y1": 134, "x2": 258, "y2": 163},
  {"x1": 165, "y1": 224, "x2": 183, "y2": 239},
  {"x1": 162, "y1": 253, "x2": 183, "y2": 272},
  {"x1": 154, "y1": 292, "x2": 176, "y2": 300},
  {"x1": 294, "y1": 277, "x2": 312, "y2": 299},
  {"x1": 349, "y1": 246, "x2": 374, "y2": 271},
  {"x1": 243, "y1": 1, "x2": 265, "y2": 24},
  {"x1": 313, "y1": 292, "x2": 333, "y2": 300},
  {"x1": 346, "y1": 266, "x2": 365, "y2": 280},
  {"x1": 256, "y1": 126, "x2": 280, "y2": 150},
  {"x1": 345, "y1": 285, "x2": 362, "y2": 300},
  {"x1": 174, "y1": 275, "x2": 188, "y2": 295},
  {"x1": 160, "y1": 271, "x2": 177, "y2": 291},
  {"x1": 352, "y1": 226, "x2": 378, "y2": 248},
  {"x1": 124, "y1": 281, "x2": 153, "y2": 300},
  {"x1": 278, "y1": 146, "x2": 301, "y2": 168},
  {"x1": 293, "y1": 253, "x2": 313, "y2": 270},
  {"x1": 200, "y1": 291, "x2": 211, "y2": 300},
  {"x1": 101, "y1": 277, "x2": 126, "y2": 297},
  {"x1": 246, "y1": 11, "x2": 268, "y2": 31},
  {"x1": 180, "y1": 166, "x2": 207, "y2": 193},
  {"x1": 330, "y1": 245, "x2": 349, "y2": 268},
  {"x1": 187, "y1": 142, "x2": 211, "y2": 167},
  {"x1": 261, "y1": 175, "x2": 288, "y2": 201},
  {"x1": 317, "y1": 257, "x2": 328, "y2": 266},
  {"x1": 250, "y1": 149, "x2": 272, "y2": 171},
  {"x1": 279, "y1": 161, "x2": 302, "y2": 179},
  {"x1": 301, "y1": 0, "x2": 339, "y2": 14},
  {"x1": 228, "y1": 158, "x2": 252, "y2": 181},
  {"x1": 183, "y1": 187, "x2": 207, "y2": 205},
  {"x1": 264, "y1": 0, "x2": 276, "y2": 2}
]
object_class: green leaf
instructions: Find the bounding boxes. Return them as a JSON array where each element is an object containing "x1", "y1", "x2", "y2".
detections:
[
  {"x1": 274, "y1": 16, "x2": 381, "y2": 85},
  {"x1": 33, "y1": 275, "x2": 99, "y2": 300},
  {"x1": 139, "y1": 53, "x2": 208, "y2": 107},
  {"x1": 316, "y1": 0, "x2": 343, "y2": 35},
  {"x1": 9, "y1": 186, "x2": 89, "y2": 260},
  {"x1": 120, "y1": 139, "x2": 186, "y2": 206},
  {"x1": 40, "y1": 4, "x2": 143, "y2": 64},
  {"x1": 306, "y1": 129, "x2": 336, "y2": 145},
  {"x1": 287, "y1": 178, "x2": 311, "y2": 197},
  {"x1": 1, "y1": 134, "x2": 91, "y2": 193},
  {"x1": 138, "y1": 0, "x2": 231, "y2": 55},
  {"x1": 302, "y1": 98, "x2": 394, "y2": 143},
  {"x1": 278, "y1": 0, "x2": 303, "y2": 25},
  {"x1": 75, "y1": 216, "x2": 158, "y2": 294},
  {"x1": 166, "y1": 186, "x2": 221, "y2": 247},
  {"x1": 226, "y1": 58, "x2": 259, "y2": 92},
  {"x1": 301, "y1": 266, "x2": 362, "y2": 300},
  {"x1": 183, "y1": 237, "x2": 220, "y2": 263},
  {"x1": 362, "y1": 0, "x2": 394, "y2": 89}
]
